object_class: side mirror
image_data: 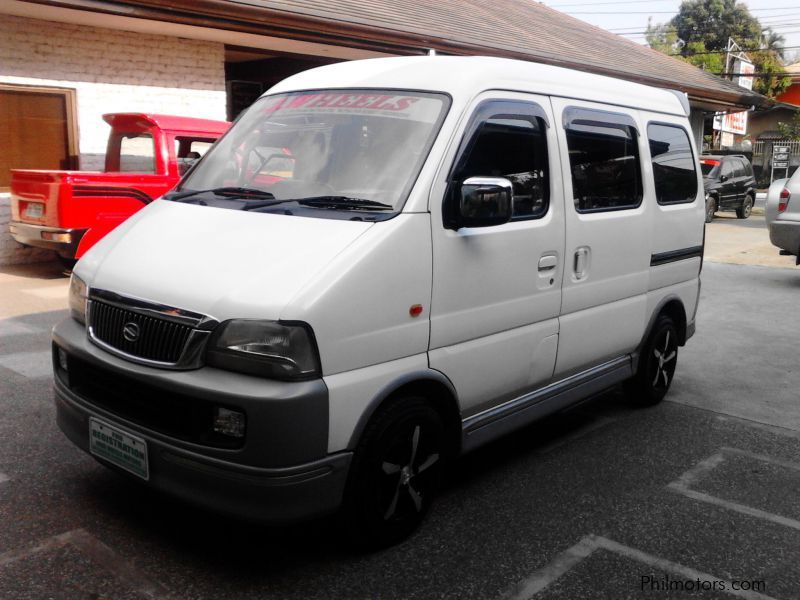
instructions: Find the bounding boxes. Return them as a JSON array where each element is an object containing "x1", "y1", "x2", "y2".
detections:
[
  {"x1": 720, "y1": 174, "x2": 728, "y2": 182},
  {"x1": 456, "y1": 176, "x2": 513, "y2": 229}
]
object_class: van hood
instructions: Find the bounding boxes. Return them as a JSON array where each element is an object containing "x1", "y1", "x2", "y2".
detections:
[{"x1": 81, "y1": 200, "x2": 373, "y2": 321}]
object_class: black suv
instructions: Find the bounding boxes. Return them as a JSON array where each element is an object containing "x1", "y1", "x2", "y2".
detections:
[{"x1": 700, "y1": 155, "x2": 757, "y2": 223}]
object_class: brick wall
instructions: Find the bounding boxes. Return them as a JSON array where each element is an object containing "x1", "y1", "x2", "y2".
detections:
[{"x1": 0, "y1": 15, "x2": 227, "y2": 265}]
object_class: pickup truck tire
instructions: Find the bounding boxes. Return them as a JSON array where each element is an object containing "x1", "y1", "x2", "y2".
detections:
[
  {"x1": 341, "y1": 396, "x2": 443, "y2": 549},
  {"x1": 57, "y1": 255, "x2": 77, "y2": 271},
  {"x1": 625, "y1": 314, "x2": 678, "y2": 406},
  {"x1": 705, "y1": 194, "x2": 716, "y2": 223},
  {"x1": 736, "y1": 194, "x2": 753, "y2": 219}
]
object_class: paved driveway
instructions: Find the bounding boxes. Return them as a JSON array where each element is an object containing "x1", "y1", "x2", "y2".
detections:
[{"x1": 1, "y1": 225, "x2": 798, "y2": 598}]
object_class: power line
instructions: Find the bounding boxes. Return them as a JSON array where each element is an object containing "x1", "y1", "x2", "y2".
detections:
[
  {"x1": 565, "y1": 6, "x2": 800, "y2": 14},
  {"x1": 547, "y1": 0, "x2": 685, "y2": 6},
  {"x1": 611, "y1": 19, "x2": 800, "y2": 36},
  {"x1": 664, "y1": 45, "x2": 800, "y2": 56},
  {"x1": 607, "y1": 11, "x2": 800, "y2": 30}
]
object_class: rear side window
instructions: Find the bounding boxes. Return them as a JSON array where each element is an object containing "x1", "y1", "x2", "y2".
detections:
[
  {"x1": 647, "y1": 123, "x2": 698, "y2": 205},
  {"x1": 733, "y1": 159, "x2": 746, "y2": 178},
  {"x1": 564, "y1": 107, "x2": 642, "y2": 212},
  {"x1": 452, "y1": 101, "x2": 549, "y2": 220},
  {"x1": 118, "y1": 133, "x2": 156, "y2": 174}
]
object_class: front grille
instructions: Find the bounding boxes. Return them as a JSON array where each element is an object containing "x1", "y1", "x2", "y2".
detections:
[
  {"x1": 90, "y1": 300, "x2": 193, "y2": 363},
  {"x1": 62, "y1": 352, "x2": 244, "y2": 449}
]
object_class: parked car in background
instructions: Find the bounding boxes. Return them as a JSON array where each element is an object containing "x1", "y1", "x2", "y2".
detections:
[
  {"x1": 765, "y1": 168, "x2": 800, "y2": 264},
  {"x1": 9, "y1": 113, "x2": 229, "y2": 266},
  {"x1": 700, "y1": 154, "x2": 756, "y2": 223}
]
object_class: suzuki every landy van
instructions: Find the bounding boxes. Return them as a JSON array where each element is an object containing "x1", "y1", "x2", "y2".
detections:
[{"x1": 53, "y1": 56, "x2": 704, "y2": 547}]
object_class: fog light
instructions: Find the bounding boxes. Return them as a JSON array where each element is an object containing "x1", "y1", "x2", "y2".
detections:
[
  {"x1": 58, "y1": 347, "x2": 69, "y2": 372},
  {"x1": 41, "y1": 231, "x2": 72, "y2": 243},
  {"x1": 213, "y1": 407, "x2": 246, "y2": 438}
]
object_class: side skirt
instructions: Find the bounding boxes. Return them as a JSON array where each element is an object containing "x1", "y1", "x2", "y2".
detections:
[{"x1": 461, "y1": 356, "x2": 632, "y2": 453}]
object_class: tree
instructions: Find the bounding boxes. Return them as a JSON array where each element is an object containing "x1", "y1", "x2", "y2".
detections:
[
  {"x1": 750, "y1": 50, "x2": 791, "y2": 98},
  {"x1": 778, "y1": 113, "x2": 800, "y2": 140},
  {"x1": 671, "y1": 0, "x2": 761, "y2": 53},
  {"x1": 644, "y1": 17, "x2": 679, "y2": 55},
  {"x1": 682, "y1": 41, "x2": 724, "y2": 73},
  {"x1": 761, "y1": 28, "x2": 785, "y2": 60},
  {"x1": 646, "y1": 0, "x2": 790, "y2": 98}
]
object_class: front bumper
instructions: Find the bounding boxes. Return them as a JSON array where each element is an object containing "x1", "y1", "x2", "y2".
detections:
[
  {"x1": 9, "y1": 221, "x2": 86, "y2": 257},
  {"x1": 769, "y1": 220, "x2": 800, "y2": 259},
  {"x1": 52, "y1": 318, "x2": 351, "y2": 523}
]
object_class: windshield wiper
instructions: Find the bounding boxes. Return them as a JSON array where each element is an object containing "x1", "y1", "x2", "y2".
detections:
[
  {"x1": 297, "y1": 196, "x2": 394, "y2": 211},
  {"x1": 166, "y1": 187, "x2": 277, "y2": 202}
]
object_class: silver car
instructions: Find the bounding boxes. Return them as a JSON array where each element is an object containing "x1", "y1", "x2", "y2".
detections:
[{"x1": 765, "y1": 168, "x2": 800, "y2": 264}]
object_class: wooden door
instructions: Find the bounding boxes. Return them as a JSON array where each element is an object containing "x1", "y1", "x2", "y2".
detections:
[{"x1": 0, "y1": 87, "x2": 76, "y2": 189}]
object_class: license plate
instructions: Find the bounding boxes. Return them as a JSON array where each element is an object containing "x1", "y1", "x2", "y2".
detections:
[
  {"x1": 89, "y1": 418, "x2": 149, "y2": 480},
  {"x1": 24, "y1": 203, "x2": 44, "y2": 219}
]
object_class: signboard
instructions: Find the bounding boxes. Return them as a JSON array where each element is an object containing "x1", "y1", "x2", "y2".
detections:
[
  {"x1": 771, "y1": 145, "x2": 792, "y2": 182},
  {"x1": 713, "y1": 110, "x2": 748, "y2": 136},
  {"x1": 735, "y1": 58, "x2": 755, "y2": 91},
  {"x1": 720, "y1": 132, "x2": 735, "y2": 148}
]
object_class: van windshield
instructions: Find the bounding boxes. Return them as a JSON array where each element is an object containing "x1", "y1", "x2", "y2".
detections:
[{"x1": 179, "y1": 90, "x2": 450, "y2": 215}]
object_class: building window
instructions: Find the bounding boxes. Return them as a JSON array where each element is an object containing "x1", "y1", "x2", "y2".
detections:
[
  {"x1": 564, "y1": 107, "x2": 642, "y2": 212},
  {"x1": 648, "y1": 123, "x2": 698, "y2": 205}
]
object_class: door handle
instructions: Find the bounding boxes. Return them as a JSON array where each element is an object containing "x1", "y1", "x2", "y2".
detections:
[
  {"x1": 574, "y1": 247, "x2": 589, "y2": 280},
  {"x1": 538, "y1": 255, "x2": 558, "y2": 271}
]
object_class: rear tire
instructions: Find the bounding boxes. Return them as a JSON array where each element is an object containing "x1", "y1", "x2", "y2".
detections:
[
  {"x1": 705, "y1": 194, "x2": 716, "y2": 223},
  {"x1": 625, "y1": 315, "x2": 678, "y2": 406},
  {"x1": 736, "y1": 194, "x2": 753, "y2": 219},
  {"x1": 341, "y1": 396, "x2": 444, "y2": 549}
]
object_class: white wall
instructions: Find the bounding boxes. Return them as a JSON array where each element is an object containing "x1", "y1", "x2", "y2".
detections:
[{"x1": 0, "y1": 15, "x2": 227, "y2": 264}]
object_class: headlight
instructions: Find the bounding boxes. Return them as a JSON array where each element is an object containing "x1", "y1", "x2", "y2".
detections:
[
  {"x1": 206, "y1": 320, "x2": 321, "y2": 380},
  {"x1": 68, "y1": 274, "x2": 87, "y2": 325}
]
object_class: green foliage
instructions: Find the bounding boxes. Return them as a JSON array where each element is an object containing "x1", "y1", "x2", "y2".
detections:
[
  {"x1": 671, "y1": 0, "x2": 761, "y2": 52},
  {"x1": 645, "y1": 17, "x2": 679, "y2": 55},
  {"x1": 681, "y1": 41, "x2": 724, "y2": 72},
  {"x1": 778, "y1": 113, "x2": 800, "y2": 140},
  {"x1": 645, "y1": 0, "x2": 790, "y2": 98},
  {"x1": 751, "y1": 51, "x2": 791, "y2": 98}
]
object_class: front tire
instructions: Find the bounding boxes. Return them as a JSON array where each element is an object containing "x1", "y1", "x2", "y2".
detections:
[
  {"x1": 737, "y1": 194, "x2": 753, "y2": 219},
  {"x1": 625, "y1": 315, "x2": 679, "y2": 406},
  {"x1": 705, "y1": 194, "x2": 716, "y2": 223},
  {"x1": 341, "y1": 396, "x2": 444, "y2": 549}
]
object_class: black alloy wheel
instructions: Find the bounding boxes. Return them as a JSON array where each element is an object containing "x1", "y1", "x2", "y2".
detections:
[
  {"x1": 342, "y1": 396, "x2": 444, "y2": 548},
  {"x1": 737, "y1": 194, "x2": 753, "y2": 219},
  {"x1": 625, "y1": 315, "x2": 678, "y2": 406}
]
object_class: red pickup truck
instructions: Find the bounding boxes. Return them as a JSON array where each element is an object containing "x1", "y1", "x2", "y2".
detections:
[{"x1": 9, "y1": 113, "x2": 229, "y2": 265}]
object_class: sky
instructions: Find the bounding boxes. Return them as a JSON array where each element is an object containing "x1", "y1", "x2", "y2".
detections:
[{"x1": 537, "y1": 0, "x2": 800, "y2": 64}]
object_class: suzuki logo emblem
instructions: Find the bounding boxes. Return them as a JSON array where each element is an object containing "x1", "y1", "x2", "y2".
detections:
[{"x1": 123, "y1": 322, "x2": 140, "y2": 343}]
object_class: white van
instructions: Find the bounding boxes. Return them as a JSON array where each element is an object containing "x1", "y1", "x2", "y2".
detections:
[{"x1": 53, "y1": 56, "x2": 704, "y2": 547}]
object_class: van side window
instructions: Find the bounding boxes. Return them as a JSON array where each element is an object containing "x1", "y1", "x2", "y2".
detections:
[
  {"x1": 647, "y1": 123, "x2": 698, "y2": 205},
  {"x1": 451, "y1": 101, "x2": 549, "y2": 220},
  {"x1": 564, "y1": 107, "x2": 642, "y2": 212}
]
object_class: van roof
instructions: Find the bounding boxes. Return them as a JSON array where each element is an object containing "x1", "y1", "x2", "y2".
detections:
[{"x1": 268, "y1": 56, "x2": 687, "y2": 117}]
